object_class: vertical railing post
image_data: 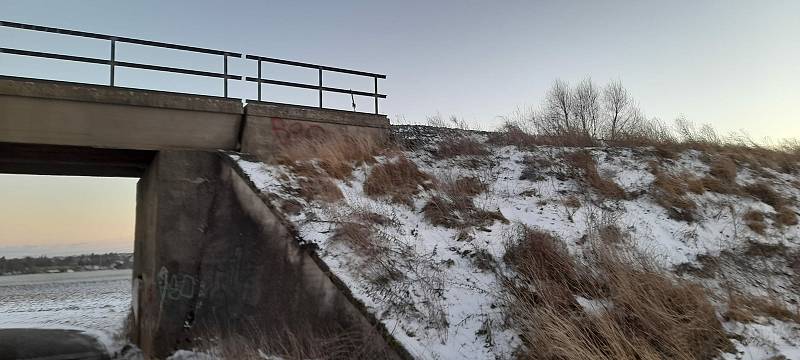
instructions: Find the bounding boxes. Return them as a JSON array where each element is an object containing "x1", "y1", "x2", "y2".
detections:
[
  {"x1": 374, "y1": 76, "x2": 379, "y2": 114},
  {"x1": 257, "y1": 59, "x2": 262, "y2": 101},
  {"x1": 223, "y1": 54, "x2": 228, "y2": 98},
  {"x1": 109, "y1": 39, "x2": 116, "y2": 86},
  {"x1": 318, "y1": 66, "x2": 323, "y2": 108}
]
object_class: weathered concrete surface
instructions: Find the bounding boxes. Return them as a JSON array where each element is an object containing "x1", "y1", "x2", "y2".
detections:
[
  {"x1": 133, "y1": 150, "x2": 401, "y2": 358},
  {"x1": 0, "y1": 77, "x2": 392, "y2": 163},
  {"x1": 241, "y1": 102, "x2": 390, "y2": 161},
  {"x1": 0, "y1": 329, "x2": 109, "y2": 360},
  {"x1": 0, "y1": 76, "x2": 242, "y2": 151}
]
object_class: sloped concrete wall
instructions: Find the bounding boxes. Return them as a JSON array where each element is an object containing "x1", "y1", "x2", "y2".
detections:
[{"x1": 133, "y1": 150, "x2": 401, "y2": 358}]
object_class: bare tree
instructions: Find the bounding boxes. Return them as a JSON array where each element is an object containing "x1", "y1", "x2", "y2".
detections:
[
  {"x1": 603, "y1": 81, "x2": 631, "y2": 139},
  {"x1": 602, "y1": 80, "x2": 649, "y2": 140},
  {"x1": 540, "y1": 79, "x2": 573, "y2": 136},
  {"x1": 570, "y1": 77, "x2": 601, "y2": 138}
]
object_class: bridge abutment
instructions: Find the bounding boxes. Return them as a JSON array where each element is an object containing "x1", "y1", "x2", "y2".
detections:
[
  {"x1": 0, "y1": 77, "x2": 401, "y2": 358},
  {"x1": 133, "y1": 150, "x2": 398, "y2": 358}
]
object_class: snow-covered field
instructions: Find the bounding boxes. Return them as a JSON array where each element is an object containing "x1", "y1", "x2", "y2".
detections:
[
  {"x1": 234, "y1": 126, "x2": 800, "y2": 359},
  {"x1": 0, "y1": 269, "x2": 131, "y2": 352}
]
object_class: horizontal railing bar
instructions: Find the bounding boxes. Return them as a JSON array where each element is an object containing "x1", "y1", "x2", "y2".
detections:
[
  {"x1": 245, "y1": 55, "x2": 386, "y2": 79},
  {"x1": 1, "y1": 48, "x2": 241, "y2": 80},
  {"x1": 1, "y1": 20, "x2": 242, "y2": 57},
  {"x1": 244, "y1": 76, "x2": 386, "y2": 98},
  {"x1": 116, "y1": 61, "x2": 242, "y2": 79},
  {"x1": 0, "y1": 47, "x2": 110, "y2": 65}
]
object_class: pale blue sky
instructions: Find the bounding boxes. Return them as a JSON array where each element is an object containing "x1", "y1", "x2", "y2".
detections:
[
  {"x1": 3, "y1": 0, "x2": 799, "y2": 136},
  {"x1": 1, "y1": 1, "x2": 799, "y2": 256}
]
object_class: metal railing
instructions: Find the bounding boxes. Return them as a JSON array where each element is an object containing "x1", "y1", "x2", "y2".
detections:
[
  {"x1": 245, "y1": 55, "x2": 386, "y2": 114},
  {"x1": 0, "y1": 21, "x2": 243, "y2": 97},
  {"x1": 0, "y1": 21, "x2": 387, "y2": 113}
]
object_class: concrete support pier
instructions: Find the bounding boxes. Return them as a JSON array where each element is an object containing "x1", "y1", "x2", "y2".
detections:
[{"x1": 133, "y1": 151, "x2": 399, "y2": 358}]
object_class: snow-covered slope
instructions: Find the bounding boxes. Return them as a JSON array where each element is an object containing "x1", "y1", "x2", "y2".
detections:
[{"x1": 233, "y1": 126, "x2": 800, "y2": 360}]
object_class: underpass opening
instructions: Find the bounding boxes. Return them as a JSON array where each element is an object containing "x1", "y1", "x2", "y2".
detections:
[{"x1": 0, "y1": 144, "x2": 148, "y2": 359}]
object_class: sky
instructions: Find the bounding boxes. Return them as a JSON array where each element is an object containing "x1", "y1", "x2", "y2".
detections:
[{"x1": 1, "y1": 1, "x2": 799, "y2": 256}]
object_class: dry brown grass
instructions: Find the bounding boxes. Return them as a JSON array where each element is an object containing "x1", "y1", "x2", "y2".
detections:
[
  {"x1": 490, "y1": 114, "x2": 800, "y2": 178},
  {"x1": 503, "y1": 231, "x2": 732, "y2": 360},
  {"x1": 363, "y1": 155, "x2": 435, "y2": 206},
  {"x1": 503, "y1": 226, "x2": 580, "y2": 290},
  {"x1": 700, "y1": 176, "x2": 738, "y2": 194},
  {"x1": 444, "y1": 176, "x2": 487, "y2": 198},
  {"x1": 777, "y1": 206, "x2": 799, "y2": 226},
  {"x1": 332, "y1": 221, "x2": 382, "y2": 256},
  {"x1": 277, "y1": 132, "x2": 382, "y2": 180},
  {"x1": 650, "y1": 165, "x2": 697, "y2": 222},
  {"x1": 422, "y1": 194, "x2": 507, "y2": 229},
  {"x1": 709, "y1": 155, "x2": 738, "y2": 184},
  {"x1": 743, "y1": 182, "x2": 783, "y2": 208},
  {"x1": 421, "y1": 175, "x2": 506, "y2": 229},
  {"x1": 743, "y1": 240, "x2": 788, "y2": 258},
  {"x1": 435, "y1": 136, "x2": 490, "y2": 158},
  {"x1": 291, "y1": 165, "x2": 344, "y2": 203},
  {"x1": 422, "y1": 196, "x2": 462, "y2": 228},
  {"x1": 487, "y1": 122, "x2": 541, "y2": 148},
  {"x1": 686, "y1": 177, "x2": 706, "y2": 194},
  {"x1": 743, "y1": 182, "x2": 798, "y2": 226},
  {"x1": 566, "y1": 151, "x2": 626, "y2": 200},
  {"x1": 597, "y1": 224, "x2": 625, "y2": 244},
  {"x1": 724, "y1": 290, "x2": 800, "y2": 324},
  {"x1": 563, "y1": 195, "x2": 581, "y2": 208},
  {"x1": 743, "y1": 210, "x2": 767, "y2": 235},
  {"x1": 202, "y1": 323, "x2": 396, "y2": 360}
]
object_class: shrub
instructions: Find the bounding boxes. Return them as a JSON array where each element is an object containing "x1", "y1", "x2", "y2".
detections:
[{"x1": 363, "y1": 156, "x2": 434, "y2": 206}]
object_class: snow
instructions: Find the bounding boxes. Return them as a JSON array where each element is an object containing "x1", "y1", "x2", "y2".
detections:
[
  {"x1": 0, "y1": 269, "x2": 132, "y2": 355},
  {"x1": 166, "y1": 350, "x2": 218, "y2": 360},
  {"x1": 232, "y1": 130, "x2": 800, "y2": 360}
]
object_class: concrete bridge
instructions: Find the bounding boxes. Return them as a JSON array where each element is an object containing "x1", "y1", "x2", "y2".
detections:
[{"x1": 0, "y1": 76, "x2": 401, "y2": 358}]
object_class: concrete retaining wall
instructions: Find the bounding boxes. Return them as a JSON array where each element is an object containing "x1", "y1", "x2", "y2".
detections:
[
  {"x1": 240, "y1": 102, "x2": 390, "y2": 161},
  {"x1": 133, "y1": 150, "x2": 401, "y2": 358}
]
